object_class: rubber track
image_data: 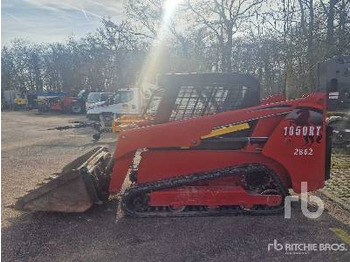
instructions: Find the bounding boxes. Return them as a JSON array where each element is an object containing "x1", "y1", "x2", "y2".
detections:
[{"x1": 121, "y1": 164, "x2": 288, "y2": 217}]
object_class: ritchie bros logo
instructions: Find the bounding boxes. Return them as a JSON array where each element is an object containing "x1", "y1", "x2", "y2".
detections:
[{"x1": 267, "y1": 239, "x2": 347, "y2": 255}]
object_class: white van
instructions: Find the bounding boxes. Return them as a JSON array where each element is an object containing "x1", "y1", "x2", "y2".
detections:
[{"x1": 86, "y1": 88, "x2": 142, "y2": 120}]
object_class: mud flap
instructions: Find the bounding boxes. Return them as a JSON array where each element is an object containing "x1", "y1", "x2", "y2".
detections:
[{"x1": 15, "y1": 147, "x2": 111, "y2": 213}]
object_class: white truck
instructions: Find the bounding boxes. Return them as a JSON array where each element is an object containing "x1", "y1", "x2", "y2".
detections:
[
  {"x1": 85, "y1": 92, "x2": 113, "y2": 110},
  {"x1": 86, "y1": 88, "x2": 143, "y2": 121}
]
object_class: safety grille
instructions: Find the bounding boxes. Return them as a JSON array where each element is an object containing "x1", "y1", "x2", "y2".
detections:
[{"x1": 169, "y1": 85, "x2": 248, "y2": 121}]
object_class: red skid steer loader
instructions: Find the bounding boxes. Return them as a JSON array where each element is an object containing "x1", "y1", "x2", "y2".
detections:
[{"x1": 15, "y1": 58, "x2": 347, "y2": 217}]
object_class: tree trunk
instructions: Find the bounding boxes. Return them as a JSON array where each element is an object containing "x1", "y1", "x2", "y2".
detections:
[
  {"x1": 337, "y1": 0, "x2": 347, "y2": 53},
  {"x1": 307, "y1": 0, "x2": 314, "y2": 90},
  {"x1": 327, "y1": 0, "x2": 336, "y2": 50},
  {"x1": 223, "y1": 22, "x2": 233, "y2": 72}
]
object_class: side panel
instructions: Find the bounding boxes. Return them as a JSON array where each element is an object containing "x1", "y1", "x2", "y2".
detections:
[
  {"x1": 136, "y1": 150, "x2": 290, "y2": 186},
  {"x1": 263, "y1": 106, "x2": 326, "y2": 193},
  {"x1": 109, "y1": 154, "x2": 134, "y2": 193},
  {"x1": 245, "y1": 115, "x2": 285, "y2": 152},
  {"x1": 109, "y1": 93, "x2": 326, "y2": 194}
]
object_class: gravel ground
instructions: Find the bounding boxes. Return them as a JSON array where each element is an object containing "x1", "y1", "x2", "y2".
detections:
[
  {"x1": 1, "y1": 111, "x2": 350, "y2": 262},
  {"x1": 322, "y1": 154, "x2": 350, "y2": 208}
]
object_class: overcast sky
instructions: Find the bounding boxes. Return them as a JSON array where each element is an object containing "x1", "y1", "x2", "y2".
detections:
[{"x1": 2, "y1": 0, "x2": 124, "y2": 44}]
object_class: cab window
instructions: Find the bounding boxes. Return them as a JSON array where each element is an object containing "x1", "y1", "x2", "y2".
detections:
[
  {"x1": 101, "y1": 93, "x2": 112, "y2": 101},
  {"x1": 113, "y1": 91, "x2": 134, "y2": 104},
  {"x1": 87, "y1": 93, "x2": 101, "y2": 103}
]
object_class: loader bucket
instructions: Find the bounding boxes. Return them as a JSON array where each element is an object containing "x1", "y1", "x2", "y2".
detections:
[{"x1": 15, "y1": 147, "x2": 112, "y2": 213}]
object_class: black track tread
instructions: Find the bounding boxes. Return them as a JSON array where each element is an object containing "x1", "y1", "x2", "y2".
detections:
[{"x1": 121, "y1": 164, "x2": 288, "y2": 218}]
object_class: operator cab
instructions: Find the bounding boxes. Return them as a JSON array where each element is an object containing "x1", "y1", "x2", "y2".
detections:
[{"x1": 154, "y1": 73, "x2": 260, "y2": 124}]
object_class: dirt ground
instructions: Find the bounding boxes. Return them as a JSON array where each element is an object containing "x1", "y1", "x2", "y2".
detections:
[
  {"x1": 1, "y1": 111, "x2": 350, "y2": 262},
  {"x1": 323, "y1": 154, "x2": 350, "y2": 208}
]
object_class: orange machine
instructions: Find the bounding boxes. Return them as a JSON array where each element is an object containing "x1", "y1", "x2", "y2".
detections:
[{"x1": 16, "y1": 62, "x2": 344, "y2": 217}]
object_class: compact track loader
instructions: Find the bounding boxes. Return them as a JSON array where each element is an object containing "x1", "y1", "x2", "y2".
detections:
[{"x1": 16, "y1": 58, "x2": 345, "y2": 217}]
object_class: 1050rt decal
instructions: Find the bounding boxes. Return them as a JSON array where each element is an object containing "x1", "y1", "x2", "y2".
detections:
[
  {"x1": 283, "y1": 125, "x2": 322, "y2": 146},
  {"x1": 283, "y1": 126, "x2": 321, "y2": 137}
]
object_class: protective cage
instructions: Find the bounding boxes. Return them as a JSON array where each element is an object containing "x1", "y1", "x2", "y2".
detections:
[{"x1": 154, "y1": 73, "x2": 261, "y2": 124}]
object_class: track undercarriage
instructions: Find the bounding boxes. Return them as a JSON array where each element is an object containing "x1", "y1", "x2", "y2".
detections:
[{"x1": 121, "y1": 164, "x2": 288, "y2": 217}]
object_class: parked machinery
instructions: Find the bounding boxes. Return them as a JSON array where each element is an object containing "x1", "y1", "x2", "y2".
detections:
[
  {"x1": 319, "y1": 56, "x2": 350, "y2": 148},
  {"x1": 111, "y1": 88, "x2": 162, "y2": 133},
  {"x1": 46, "y1": 88, "x2": 162, "y2": 138},
  {"x1": 85, "y1": 92, "x2": 113, "y2": 110},
  {"x1": 15, "y1": 65, "x2": 339, "y2": 217},
  {"x1": 11, "y1": 91, "x2": 29, "y2": 110},
  {"x1": 17, "y1": 56, "x2": 350, "y2": 217},
  {"x1": 36, "y1": 90, "x2": 87, "y2": 114},
  {"x1": 86, "y1": 88, "x2": 148, "y2": 140}
]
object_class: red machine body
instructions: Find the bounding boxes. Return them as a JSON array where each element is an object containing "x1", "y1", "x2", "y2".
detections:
[
  {"x1": 14, "y1": 72, "x2": 334, "y2": 215},
  {"x1": 50, "y1": 96, "x2": 85, "y2": 114},
  {"x1": 14, "y1": 62, "x2": 344, "y2": 215},
  {"x1": 105, "y1": 73, "x2": 331, "y2": 216},
  {"x1": 50, "y1": 96, "x2": 73, "y2": 111},
  {"x1": 110, "y1": 92, "x2": 328, "y2": 191}
]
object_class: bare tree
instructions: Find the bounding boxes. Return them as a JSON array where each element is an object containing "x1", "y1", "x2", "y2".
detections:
[
  {"x1": 187, "y1": 0, "x2": 264, "y2": 72},
  {"x1": 2, "y1": 1, "x2": 350, "y2": 97}
]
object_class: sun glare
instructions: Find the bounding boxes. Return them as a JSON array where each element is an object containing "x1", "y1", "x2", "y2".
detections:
[{"x1": 137, "y1": 0, "x2": 182, "y2": 94}]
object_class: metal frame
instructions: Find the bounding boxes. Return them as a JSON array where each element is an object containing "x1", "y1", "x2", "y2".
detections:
[{"x1": 154, "y1": 73, "x2": 260, "y2": 124}]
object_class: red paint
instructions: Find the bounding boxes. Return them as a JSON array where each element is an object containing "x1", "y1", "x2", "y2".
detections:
[
  {"x1": 109, "y1": 92, "x2": 328, "y2": 204},
  {"x1": 136, "y1": 150, "x2": 289, "y2": 185},
  {"x1": 50, "y1": 97, "x2": 82, "y2": 112}
]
